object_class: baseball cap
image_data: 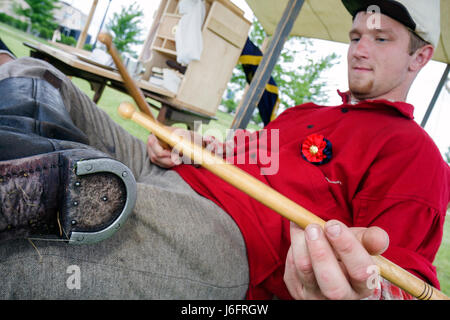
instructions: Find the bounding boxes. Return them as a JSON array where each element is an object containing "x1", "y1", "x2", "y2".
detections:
[{"x1": 341, "y1": 0, "x2": 441, "y2": 47}]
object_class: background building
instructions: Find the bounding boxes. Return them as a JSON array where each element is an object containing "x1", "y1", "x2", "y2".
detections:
[
  {"x1": 0, "y1": 0, "x2": 30, "y2": 22},
  {"x1": 53, "y1": 1, "x2": 91, "y2": 43}
]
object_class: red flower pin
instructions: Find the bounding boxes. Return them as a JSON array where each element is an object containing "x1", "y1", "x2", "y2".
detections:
[{"x1": 301, "y1": 134, "x2": 332, "y2": 165}]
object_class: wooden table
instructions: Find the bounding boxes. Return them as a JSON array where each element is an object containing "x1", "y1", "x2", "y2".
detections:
[{"x1": 24, "y1": 41, "x2": 216, "y2": 130}]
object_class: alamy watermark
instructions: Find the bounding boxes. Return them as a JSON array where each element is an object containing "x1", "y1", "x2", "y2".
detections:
[
  {"x1": 366, "y1": 265, "x2": 381, "y2": 290},
  {"x1": 366, "y1": 5, "x2": 381, "y2": 30},
  {"x1": 168, "y1": 121, "x2": 280, "y2": 175},
  {"x1": 66, "y1": 265, "x2": 81, "y2": 290}
]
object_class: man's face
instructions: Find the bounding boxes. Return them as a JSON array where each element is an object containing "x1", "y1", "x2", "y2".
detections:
[{"x1": 347, "y1": 12, "x2": 413, "y2": 100}]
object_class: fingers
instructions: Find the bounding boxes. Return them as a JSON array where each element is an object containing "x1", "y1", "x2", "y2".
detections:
[
  {"x1": 323, "y1": 220, "x2": 381, "y2": 297},
  {"x1": 147, "y1": 130, "x2": 223, "y2": 168},
  {"x1": 361, "y1": 226, "x2": 389, "y2": 255},
  {"x1": 284, "y1": 246, "x2": 304, "y2": 299},
  {"x1": 305, "y1": 223, "x2": 357, "y2": 299},
  {"x1": 284, "y1": 222, "x2": 327, "y2": 299},
  {"x1": 203, "y1": 135, "x2": 230, "y2": 158},
  {"x1": 147, "y1": 134, "x2": 180, "y2": 168},
  {"x1": 347, "y1": 226, "x2": 389, "y2": 256},
  {"x1": 285, "y1": 220, "x2": 388, "y2": 300},
  {"x1": 147, "y1": 127, "x2": 223, "y2": 168}
]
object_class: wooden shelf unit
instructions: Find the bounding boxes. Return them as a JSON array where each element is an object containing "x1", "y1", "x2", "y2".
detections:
[{"x1": 140, "y1": 0, "x2": 251, "y2": 116}]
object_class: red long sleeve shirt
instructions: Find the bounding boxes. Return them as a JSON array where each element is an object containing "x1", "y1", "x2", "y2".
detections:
[{"x1": 173, "y1": 91, "x2": 450, "y2": 299}]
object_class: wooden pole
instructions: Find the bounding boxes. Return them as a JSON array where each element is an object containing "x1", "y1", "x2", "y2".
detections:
[
  {"x1": 139, "y1": 0, "x2": 167, "y2": 62},
  {"x1": 117, "y1": 102, "x2": 449, "y2": 301},
  {"x1": 230, "y1": 0, "x2": 305, "y2": 130},
  {"x1": 98, "y1": 32, "x2": 169, "y2": 149},
  {"x1": 93, "y1": 0, "x2": 112, "y2": 50},
  {"x1": 98, "y1": 33, "x2": 154, "y2": 118},
  {"x1": 76, "y1": 0, "x2": 99, "y2": 49}
]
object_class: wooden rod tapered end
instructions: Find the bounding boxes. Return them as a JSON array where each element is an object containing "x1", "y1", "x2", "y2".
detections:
[
  {"x1": 118, "y1": 102, "x2": 136, "y2": 120},
  {"x1": 98, "y1": 32, "x2": 113, "y2": 48}
]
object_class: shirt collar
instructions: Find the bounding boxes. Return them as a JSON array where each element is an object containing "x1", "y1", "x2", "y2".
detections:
[{"x1": 337, "y1": 90, "x2": 415, "y2": 120}]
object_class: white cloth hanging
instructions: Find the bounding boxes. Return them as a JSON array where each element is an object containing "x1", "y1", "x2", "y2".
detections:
[{"x1": 175, "y1": 0, "x2": 206, "y2": 65}]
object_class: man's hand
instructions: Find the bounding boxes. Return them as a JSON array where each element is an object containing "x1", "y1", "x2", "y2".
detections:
[
  {"x1": 146, "y1": 127, "x2": 224, "y2": 168},
  {"x1": 284, "y1": 220, "x2": 389, "y2": 300},
  {"x1": 147, "y1": 133, "x2": 181, "y2": 168}
]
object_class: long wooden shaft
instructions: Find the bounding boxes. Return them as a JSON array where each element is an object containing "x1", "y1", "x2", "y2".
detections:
[
  {"x1": 98, "y1": 32, "x2": 170, "y2": 149},
  {"x1": 97, "y1": 33, "x2": 154, "y2": 118},
  {"x1": 231, "y1": 0, "x2": 305, "y2": 130},
  {"x1": 77, "y1": 0, "x2": 98, "y2": 50},
  {"x1": 118, "y1": 102, "x2": 449, "y2": 301}
]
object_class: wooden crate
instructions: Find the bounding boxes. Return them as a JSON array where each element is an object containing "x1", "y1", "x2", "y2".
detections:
[{"x1": 139, "y1": 0, "x2": 251, "y2": 116}]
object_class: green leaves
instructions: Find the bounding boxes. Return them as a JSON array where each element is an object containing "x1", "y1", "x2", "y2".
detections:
[
  {"x1": 221, "y1": 18, "x2": 339, "y2": 126},
  {"x1": 16, "y1": 0, "x2": 59, "y2": 37},
  {"x1": 105, "y1": 2, "x2": 144, "y2": 58}
]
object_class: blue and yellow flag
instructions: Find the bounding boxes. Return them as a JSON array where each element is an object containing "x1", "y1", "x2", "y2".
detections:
[{"x1": 239, "y1": 38, "x2": 280, "y2": 126}]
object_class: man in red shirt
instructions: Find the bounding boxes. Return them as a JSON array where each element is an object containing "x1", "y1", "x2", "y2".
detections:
[{"x1": 149, "y1": 0, "x2": 449, "y2": 299}]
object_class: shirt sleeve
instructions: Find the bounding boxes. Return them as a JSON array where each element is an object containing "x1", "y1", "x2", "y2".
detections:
[
  {"x1": 350, "y1": 126, "x2": 447, "y2": 291},
  {"x1": 352, "y1": 196, "x2": 445, "y2": 290}
]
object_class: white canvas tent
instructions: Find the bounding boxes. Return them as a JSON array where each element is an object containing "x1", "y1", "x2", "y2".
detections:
[
  {"x1": 246, "y1": 0, "x2": 449, "y2": 64},
  {"x1": 231, "y1": 0, "x2": 450, "y2": 129}
]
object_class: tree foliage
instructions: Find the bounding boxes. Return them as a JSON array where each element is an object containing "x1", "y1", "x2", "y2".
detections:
[
  {"x1": 222, "y1": 19, "x2": 339, "y2": 126},
  {"x1": 445, "y1": 146, "x2": 450, "y2": 164},
  {"x1": 106, "y1": 2, "x2": 144, "y2": 58},
  {"x1": 15, "y1": 0, "x2": 59, "y2": 38}
]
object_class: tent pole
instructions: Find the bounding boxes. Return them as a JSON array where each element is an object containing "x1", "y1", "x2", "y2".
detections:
[
  {"x1": 230, "y1": 0, "x2": 305, "y2": 130},
  {"x1": 421, "y1": 64, "x2": 450, "y2": 128},
  {"x1": 93, "y1": 0, "x2": 112, "y2": 50},
  {"x1": 76, "y1": 0, "x2": 99, "y2": 49}
]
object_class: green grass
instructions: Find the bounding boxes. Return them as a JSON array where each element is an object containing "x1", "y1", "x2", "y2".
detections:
[
  {"x1": 70, "y1": 77, "x2": 153, "y2": 141},
  {"x1": 435, "y1": 215, "x2": 450, "y2": 295},
  {"x1": 0, "y1": 22, "x2": 261, "y2": 142},
  {"x1": 2, "y1": 23, "x2": 450, "y2": 297}
]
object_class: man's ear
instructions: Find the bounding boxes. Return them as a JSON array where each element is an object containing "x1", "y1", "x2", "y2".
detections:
[{"x1": 409, "y1": 44, "x2": 434, "y2": 72}]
